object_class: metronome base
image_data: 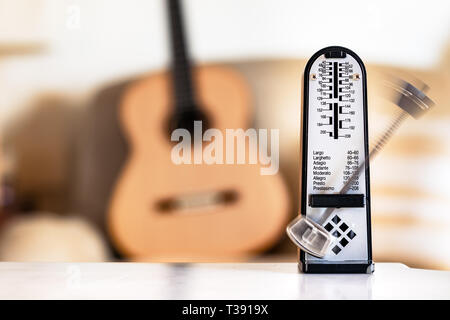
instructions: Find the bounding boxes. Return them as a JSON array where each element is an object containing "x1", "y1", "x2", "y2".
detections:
[{"x1": 299, "y1": 261, "x2": 375, "y2": 274}]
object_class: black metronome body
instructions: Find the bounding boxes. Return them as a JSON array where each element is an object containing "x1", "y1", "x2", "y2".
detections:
[{"x1": 299, "y1": 46, "x2": 374, "y2": 273}]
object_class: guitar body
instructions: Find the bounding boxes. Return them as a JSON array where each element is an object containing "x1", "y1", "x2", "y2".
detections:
[{"x1": 108, "y1": 65, "x2": 290, "y2": 260}]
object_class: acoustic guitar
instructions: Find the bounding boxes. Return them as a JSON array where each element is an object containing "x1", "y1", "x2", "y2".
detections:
[{"x1": 108, "y1": 0, "x2": 290, "y2": 261}]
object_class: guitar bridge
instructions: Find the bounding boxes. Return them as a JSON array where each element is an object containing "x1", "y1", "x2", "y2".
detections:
[{"x1": 155, "y1": 190, "x2": 239, "y2": 213}]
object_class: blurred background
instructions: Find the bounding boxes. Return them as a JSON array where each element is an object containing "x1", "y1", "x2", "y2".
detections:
[{"x1": 0, "y1": 0, "x2": 449, "y2": 269}]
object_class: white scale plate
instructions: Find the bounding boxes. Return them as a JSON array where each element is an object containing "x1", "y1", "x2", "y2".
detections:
[{"x1": 305, "y1": 53, "x2": 369, "y2": 263}]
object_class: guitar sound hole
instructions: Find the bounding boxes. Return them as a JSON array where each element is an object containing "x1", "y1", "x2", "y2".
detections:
[{"x1": 155, "y1": 190, "x2": 239, "y2": 213}]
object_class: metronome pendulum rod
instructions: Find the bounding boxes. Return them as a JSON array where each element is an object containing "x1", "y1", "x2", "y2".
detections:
[
  {"x1": 316, "y1": 78, "x2": 434, "y2": 226},
  {"x1": 316, "y1": 110, "x2": 409, "y2": 225}
]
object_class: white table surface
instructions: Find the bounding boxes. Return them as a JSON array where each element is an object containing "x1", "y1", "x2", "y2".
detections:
[{"x1": 0, "y1": 262, "x2": 449, "y2": 299}]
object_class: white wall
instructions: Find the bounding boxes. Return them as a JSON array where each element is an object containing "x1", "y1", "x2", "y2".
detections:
[{"x1": 0, "y1": 0, "x2": 449, "y2": 122}]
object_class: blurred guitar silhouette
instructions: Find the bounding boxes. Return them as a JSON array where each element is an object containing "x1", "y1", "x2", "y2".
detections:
[{"x1": 107, "y1": 0, "x2": 290, "y2": 260}]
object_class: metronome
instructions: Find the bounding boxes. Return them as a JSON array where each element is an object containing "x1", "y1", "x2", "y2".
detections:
[
  {"x1": 286, "y1": 46, "x2": 434, "y2": 273},
  {"x1": 289, "y1": 46, "x2": 374, "y2": 273}
]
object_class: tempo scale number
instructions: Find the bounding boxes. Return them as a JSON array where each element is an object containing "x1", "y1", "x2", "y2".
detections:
[{"x1": 343, "y1": 150, "x2": 360, "y2": 191}]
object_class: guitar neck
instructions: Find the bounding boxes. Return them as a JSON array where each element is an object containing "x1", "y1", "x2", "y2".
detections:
[{"x1": 167, "y1": 0, "x2": 195, "y2": 111}]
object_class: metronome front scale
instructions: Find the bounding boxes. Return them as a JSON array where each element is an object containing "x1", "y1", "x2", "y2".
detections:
[{"x1": 298, "y1": 47, "x2": 374, "y2": 273}]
